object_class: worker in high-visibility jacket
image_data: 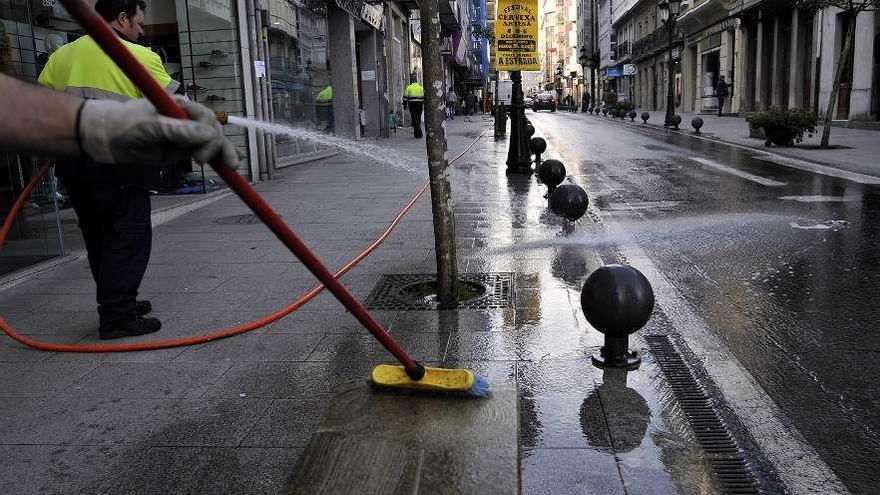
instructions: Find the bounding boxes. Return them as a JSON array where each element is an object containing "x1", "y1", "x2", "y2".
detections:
[
  {"x1": 37, "y1": 0, "x2": 185, "y2": 340},
  {"x1": 403, "y1": 74, "x2": 425, "y2": 138},
  {"x1": 315, "y1": 85, "x2": 333, "y2": 131}
]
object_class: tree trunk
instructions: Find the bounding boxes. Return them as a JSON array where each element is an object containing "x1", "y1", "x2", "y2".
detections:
[
  {"x1": 420, "y1": 0, "x2": 459, "y2": 308},
  {"x1": 820, "y1": 12, "x2": 857, "y2": 148}
]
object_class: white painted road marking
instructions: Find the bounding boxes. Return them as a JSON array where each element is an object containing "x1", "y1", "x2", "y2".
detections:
[
  {"x1": 689, "y1": 157, "x2": 787, "y2": 187},
  {"x1": 754, "y1": 154, "x2": 880, "y2": 185}
]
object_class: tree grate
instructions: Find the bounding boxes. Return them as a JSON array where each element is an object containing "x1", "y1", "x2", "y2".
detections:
[
  {"x1": 365, "y1": 273, "x2": 514, "y2": 310},
  {"x1": 646, "y1": 335, "x2": 762, "y2": 495},
  {"x1": 213, "y1": 214, "x2": 272, "y2": 225}
]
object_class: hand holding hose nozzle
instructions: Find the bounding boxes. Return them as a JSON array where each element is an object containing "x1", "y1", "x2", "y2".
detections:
[{"x1": 79, "y1": 96, "x2": 239, "y2": 167}]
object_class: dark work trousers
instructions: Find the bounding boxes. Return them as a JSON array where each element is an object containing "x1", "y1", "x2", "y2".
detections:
[
  {"x1": 61, "y1": 177, "x2": 152, "y2": 328},
  {"x1": 408, "y1": 101, "x2": 424, "y2": 138},
  {"x1": 717, "y1": 96, "x2": 726, "y2": 116}
]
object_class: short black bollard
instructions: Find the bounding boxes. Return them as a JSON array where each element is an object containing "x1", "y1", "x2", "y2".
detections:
[
  {"x1": 529, "y1": 137, "x2": 547, "y2": 169},
  {"x1": 538, "y1": 159, "x2": 566, "y2": 198},
  {"x1": 670, "y1": 114, "x2": 682, "y2": 130},
  {"x1": 628, "y1": 110, "x2": 637, "y2": 122},
  {"x1": 602, "y1": 107, "x2": 608, "y2": 117},
  {"x1": 549, "y1": 184, "x2": 589, "y2": 222},
  {"x1": 526, "y1": 122, "x2": 536, "y2": 138},
  {"x1": 691, "y1": 117, "x2": 704, "y2": 135},
  {"x1": 580, "y1": 264, "x2": 654, "y2": 370},
  {"x1": 641, "y1": 112, "x2": 650, "y2": 124}
]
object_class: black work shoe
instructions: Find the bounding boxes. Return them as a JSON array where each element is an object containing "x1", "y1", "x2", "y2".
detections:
[
  {"x1": 99, "y1": 317, "x2": 161, "y2": 340},
  {"x1": 136, "y1": 300, "x2": 152, "y2": 316}
]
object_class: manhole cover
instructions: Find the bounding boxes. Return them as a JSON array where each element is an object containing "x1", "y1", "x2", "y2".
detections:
[
  {"x1": 365, "y1": 273, "x2": 514, "y2": 310},
  {"x1": 213, "y1": 213, "x2": 275, "y2": 225}
]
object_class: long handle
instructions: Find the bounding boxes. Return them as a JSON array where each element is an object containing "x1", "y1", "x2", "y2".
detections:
[{"x1": 58, "y1": 0, "x2": 424, "y2": 380}]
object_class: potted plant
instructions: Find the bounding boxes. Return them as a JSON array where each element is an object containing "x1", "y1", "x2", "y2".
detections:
[{"x1": 745, "y1": 106, "x2": 817, "y2": 147}]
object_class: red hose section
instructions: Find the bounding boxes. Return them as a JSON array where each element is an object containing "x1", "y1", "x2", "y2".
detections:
[
  {"x1": 0, "y1": 163, "x2": 429, "y2": 351},
  {"x1": 25, "y1": 0, "x2": 421, "y2": 373}
]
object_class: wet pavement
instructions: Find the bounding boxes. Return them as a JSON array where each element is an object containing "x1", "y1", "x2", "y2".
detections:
[
  {"x1": 532, "y1": 110, "x2": 879, "y2": 494},
  {"x1": 0, "y1": 112, "x2": 874, "y2": 493}
]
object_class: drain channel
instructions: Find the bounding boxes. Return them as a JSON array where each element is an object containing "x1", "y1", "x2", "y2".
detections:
[{"x1": 646, "y1": 335, "x2": 761, "y2": 494}]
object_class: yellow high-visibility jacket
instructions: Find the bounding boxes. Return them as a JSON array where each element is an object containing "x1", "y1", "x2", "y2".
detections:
[
  {"x1": 38, "y1": 34, "x2": 178, "y2": 100},
  {"x1": 403, "y1": 82, "x2": 425, "y2": 102}
]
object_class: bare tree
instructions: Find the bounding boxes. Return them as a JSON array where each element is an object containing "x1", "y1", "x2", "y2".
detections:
[{"x1": 802, "y1": 0, "x2": 879, "y2": 147}]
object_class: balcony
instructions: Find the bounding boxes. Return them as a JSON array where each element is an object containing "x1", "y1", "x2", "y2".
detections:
[
  {"x1": 617, "y1": 40, "x2": 630, "y2": 60},
  {"x1": 631, "y1": 26, "x2": 682, "y2": 61}
]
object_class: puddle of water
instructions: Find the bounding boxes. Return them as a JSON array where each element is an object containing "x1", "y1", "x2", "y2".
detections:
[
  {"x1": 227, "y1": 116, "x2": 427, "y2": 176},
  {"x1": 788, "y1": 220, "x2": 850, "y2": 231},
  {"x1": 778, "y1": 195, "x2": 852, "y2": 203}
]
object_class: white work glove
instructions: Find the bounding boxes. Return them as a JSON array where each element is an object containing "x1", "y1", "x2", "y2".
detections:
[{"x1": 77, "y1": 96, "x2": 239, "y2": 167}]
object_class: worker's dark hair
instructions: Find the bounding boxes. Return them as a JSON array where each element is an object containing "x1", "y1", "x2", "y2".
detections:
[{"x1": 94, "y1": 0, "x2": 147, "y2": 23}]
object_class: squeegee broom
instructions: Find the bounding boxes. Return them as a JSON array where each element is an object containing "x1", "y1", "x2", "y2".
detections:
[{"x1": 57, "y1": 0, "x2": 488, "y2": 397}]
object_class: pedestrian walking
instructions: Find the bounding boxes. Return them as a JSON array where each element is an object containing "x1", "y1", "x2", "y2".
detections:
[
  {"x1": 446, "y1": 89, "x2": 457, "y2": 120},
  {"x1": 465, "y1": 91, "x2": 478, "y2": 116},
  {"x1": 38, "y1": 0, "x2": 182, "y2": 340},
  {"x1": 316, "y1": 85, "x2": 333, "y2": 131},
  {"x1": 715, "y1": 75, "x2": 730, "y2": 117},
  {"x1": 403, "y1": 74, "x2": 425, "y2": 138}
]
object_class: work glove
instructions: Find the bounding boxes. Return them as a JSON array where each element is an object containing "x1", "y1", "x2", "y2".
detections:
[{"x1": 77, "y1": 96, "x2": 239, "y2": 168}]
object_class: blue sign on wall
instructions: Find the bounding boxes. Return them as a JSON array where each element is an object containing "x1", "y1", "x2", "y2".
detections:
[{"x1": 607, "y1": 67, "x2": 622, "y2": 78}]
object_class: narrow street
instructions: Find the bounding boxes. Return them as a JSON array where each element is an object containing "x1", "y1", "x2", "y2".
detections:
[{"x1": 529, "y1": 110, "x2": 880, "y2": 494}]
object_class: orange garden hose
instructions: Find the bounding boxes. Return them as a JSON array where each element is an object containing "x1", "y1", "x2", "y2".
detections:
[{"x1": 0, "y1": 136, "x2": 483, "y2": 353}]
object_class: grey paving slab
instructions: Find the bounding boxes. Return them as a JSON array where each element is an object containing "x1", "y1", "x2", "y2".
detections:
[
  {"x1": 289, "y1": 381, "x2": 519, "y2": 495},
  {"x1": 175, "y1": 333, "x2": 323, "y2": 362},
  {"x1": 203, "y1": 361, "x2": 375, "y2": 399},
  {"x1": 390, "y1": 309, "x2": 516, "y2": 333},
  {"x1": 306, "y1": 332, "x2": 450, "y2": 363},
  {"x1": 145, "y1": 398, "x2": 273, "y2": 447},
  {"x1": 111, "y1": 446, "x2": 304, "y2": 494},
  {"x1": 0, "y1": 362, "x2": 97, "y2": 397},
  {"x1": 289, "y1": 433, "x2": 422, "y2": 495},
  {"x1": 521, "y1": 448, "x2": 625, "y2": 495},
  {"x1": 0, "y1": 445, "x2": 138, "y2": 495},
  {"x1": 239, "y1": 398, "x2": 331, "y2": 448},
  {"x1": 56, "y1": 361, "x2": 234, "y2": 399},
  {"x1": 0, "y1": 310, "x2": 97, "y2": 335}
]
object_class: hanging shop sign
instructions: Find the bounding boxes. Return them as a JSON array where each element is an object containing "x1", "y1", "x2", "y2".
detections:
[
  {"x1": 361, "y1": 3, "x2": 383, "y2": 30},
  {"x1": 493, "y1": 0, "x2": 540, "y2": 71},
  {"x1": 623, "y1": 64, "x2": 636, "y2": 76}
]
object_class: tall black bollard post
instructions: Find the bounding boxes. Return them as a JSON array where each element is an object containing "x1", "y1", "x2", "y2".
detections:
[{"x1": 506, "y1": 71, "x2": 532, "y2": 173}]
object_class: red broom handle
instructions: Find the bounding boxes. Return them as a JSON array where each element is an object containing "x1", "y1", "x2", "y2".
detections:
[{"x1": 58, "y1": 0, "x2": 424, "y2": 378}]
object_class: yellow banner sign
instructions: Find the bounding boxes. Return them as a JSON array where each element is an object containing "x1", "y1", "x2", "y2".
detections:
[{"x1": 494, "y1": 0, "x2": 540, "y2": 71}]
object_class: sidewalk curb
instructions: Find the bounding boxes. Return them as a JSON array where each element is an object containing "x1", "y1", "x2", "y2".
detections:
[{"x1": 585, "y1": 114, "x2": 880, "y2": 183}]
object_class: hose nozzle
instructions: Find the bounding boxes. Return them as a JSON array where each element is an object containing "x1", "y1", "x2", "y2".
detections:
[{"x1": 215, "y1": 111, "x2": 229, "y2": 125}]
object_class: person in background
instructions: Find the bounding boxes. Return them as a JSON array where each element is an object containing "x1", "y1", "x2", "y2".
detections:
[
  {"x1": 403, "y1": 74, "x2": 425, "y2": 138},
  {"x1": 316, "y1": 85, "x2": 333, "y2": 131},
  {"x1": 446, "y1": 89, "x2": 457, "y2": 120},
  {"x1": 715, "y1": 75, "x2": 730, "y2": 117}
]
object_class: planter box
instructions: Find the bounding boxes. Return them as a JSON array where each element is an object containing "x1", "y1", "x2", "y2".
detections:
[{"x1": 763, "y1": 126, "x2": 795, "y2": 147}]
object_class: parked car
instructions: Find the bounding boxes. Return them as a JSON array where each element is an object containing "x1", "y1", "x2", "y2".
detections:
[
  {"x1": 533, "y1": 92, "x2": 557, "y2": 112},
  {"x1": 524, "y1": 96, "x2": 534, "y2": 107}
]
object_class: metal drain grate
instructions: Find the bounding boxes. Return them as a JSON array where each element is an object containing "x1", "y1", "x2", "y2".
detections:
[
  {"x1": 365, "y1": 273, "x2": 514, "y2": 310},
  {"x1": 213, "y1": 213, "x2": 271, "y2": 225},
  {"x1": 646, "y1": 335, "x2": 761, "y2": 494}
]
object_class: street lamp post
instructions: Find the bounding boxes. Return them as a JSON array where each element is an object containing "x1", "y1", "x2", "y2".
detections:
[
  {"x1": 658, "y1": 0, "x2": 682, "y2": 128},
  {"x1": 579, "y1": 47, "x2": 589, "y2": 112}
]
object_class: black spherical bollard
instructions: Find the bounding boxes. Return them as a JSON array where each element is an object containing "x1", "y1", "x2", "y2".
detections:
[
  {"x1": 581, "y1": 264, "x2": 654, "y2": 369},
  {"x1": 641, "y1": 112, "x2": 650, "y2": 124},
  {"x1": 549, "y1": 184, "x2": 589, "y2": 222},
  {"x1": 691, "y1": 117, "x2": 704, "y2": 135},
  {"x1": 602, "y1": 107, "x2": 608, "y2": 116},
  {"x1": 538, "y1": 159, "x2": 566, "y2": 197},
  {"x1": 526, "y1": 122, "x2": 536, "y2": 138},
  {"x1": 628, "y1": 110, "x2": 637, "y2": 122},
  {"x1": 670, "y1": 114, "x2": 682, "y2": 130},
  {"x1": 529, "y1": 136, "x2": 547, "y2": 167}
]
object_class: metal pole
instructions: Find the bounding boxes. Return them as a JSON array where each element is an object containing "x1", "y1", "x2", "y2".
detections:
[
  {"x1": 664, "y1": 20, "x2": 676, "y2": 127},
  {"x1": 420, "y1": 0, "x2": 459, "y2": 308},
  {"x1": 245, "y1": 0, "x2": 267, "y2": 180},
  {"x1": 506, "y1": 70, "x2": 531, "y2": 172}
]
